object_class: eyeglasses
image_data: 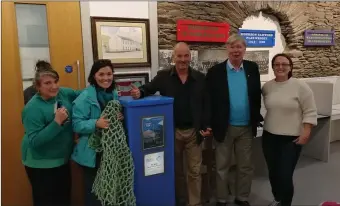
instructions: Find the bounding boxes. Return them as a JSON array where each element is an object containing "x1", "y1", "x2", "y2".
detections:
[{"x1": 273, "y1": 63, "x2": 291, "y2": 68}]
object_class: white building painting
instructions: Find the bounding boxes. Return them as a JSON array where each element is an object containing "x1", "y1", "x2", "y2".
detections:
[
  {"x1": 102, "y1": 34, "x2": 142, "y2": 53},
  {"x1": 100, "y1": 26, "x2": 142, "y2": 53}
]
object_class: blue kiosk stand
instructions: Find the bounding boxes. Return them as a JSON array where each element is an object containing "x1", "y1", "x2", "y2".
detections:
[{"x1": 119, "y1": 95, "x2": 175, "y2": 206}]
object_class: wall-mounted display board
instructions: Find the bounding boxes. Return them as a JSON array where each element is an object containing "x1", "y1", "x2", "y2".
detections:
[
  {"x1": 239, "y1": 29, "x2": 275, "y2": 47},
  {"x1": 304, "y1": 30, "x2": 335, "y2": 46},
  {"x1": 244, "y1": 50, "x2": 269, "y2": 75},
  {"x1": 158, "y1": 49, "x2": 270, "y2": 75},
  {"x1": 158, "y1": 50, "x2": 199, "y2": 71},
  {"x1": 197, "y1": 49, "x2": 226, "y2": 74},
  {"x1": 177, "y1": 19, "x2": 230, "y2": 43},
  {"x1": 158, "y1": 49, "x2": 220, "y2": 74}
]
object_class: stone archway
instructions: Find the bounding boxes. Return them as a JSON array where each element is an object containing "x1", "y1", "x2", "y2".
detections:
[
  {"x1": 158, "y1": 1, "x2": 319, "y2": 76},
  {"x1": 158, "y1": 1, "x2": 311, "y2": 50},
  {"x1": 223, "y1": 2, "x2": 311, "y2": 49}
]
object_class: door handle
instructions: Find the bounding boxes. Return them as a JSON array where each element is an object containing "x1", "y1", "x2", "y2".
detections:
[{"x1": 76, "y1": 60, "x2": 81, "y2": 89}]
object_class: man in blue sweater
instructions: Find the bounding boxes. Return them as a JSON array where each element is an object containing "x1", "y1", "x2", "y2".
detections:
[{"x1": 206, "y1": 34, "x2": 263, "y2": 206}]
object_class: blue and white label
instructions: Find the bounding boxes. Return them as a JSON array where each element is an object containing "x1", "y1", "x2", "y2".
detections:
[{"x1": 239, "y1": 29, "x2": 275, "y2": 47}]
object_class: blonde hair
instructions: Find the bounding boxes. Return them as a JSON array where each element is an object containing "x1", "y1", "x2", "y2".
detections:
[
  {"x1": 226, "y1": 33, "x2": 246, "y2": 47},
  {"x1": 33, "y1": 61, "x2": 59, "y2": 88}
]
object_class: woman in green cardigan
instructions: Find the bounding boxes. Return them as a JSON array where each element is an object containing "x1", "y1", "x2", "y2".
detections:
[{"x1": 21, "y1": 61, "x2": 81, "y2": 206}]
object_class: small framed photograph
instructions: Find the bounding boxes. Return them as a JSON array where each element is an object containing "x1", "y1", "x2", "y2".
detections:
[
  {"x1": 91, "y1": 16, "x2": 151, "y2": 68},
  {"x1": 115, "y1": 72, "x2": 149, "y2": 96}
]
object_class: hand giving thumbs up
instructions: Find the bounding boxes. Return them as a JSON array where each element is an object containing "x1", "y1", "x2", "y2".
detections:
[{"x1": 130, "y1": 84, "x2": 141, "y2": 99}]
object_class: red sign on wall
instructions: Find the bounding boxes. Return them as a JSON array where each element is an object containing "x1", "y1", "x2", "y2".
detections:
[{"x1": 177, "y1": 19, "x2": 230, "y2": 43}]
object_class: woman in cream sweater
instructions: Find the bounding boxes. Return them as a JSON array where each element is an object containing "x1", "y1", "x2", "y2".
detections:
[{"x1": 262, "y1": 53, "x2": 317, "y2": 206}]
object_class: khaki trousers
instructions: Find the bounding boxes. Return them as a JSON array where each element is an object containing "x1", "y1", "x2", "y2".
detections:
[
  {"x1": 215, "y1": 125, "x2": 254, "y2": 202},
  {"x1": 175, "y1": 128, "x2": 202, "y2": 206},
  {"x1": 227, "y1": 156, "x2": 237, "y2": 202}
]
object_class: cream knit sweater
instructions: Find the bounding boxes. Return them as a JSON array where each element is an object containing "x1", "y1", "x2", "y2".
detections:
[{"x1": 262, "y1": 78, "x2": 318, "y2": 136}]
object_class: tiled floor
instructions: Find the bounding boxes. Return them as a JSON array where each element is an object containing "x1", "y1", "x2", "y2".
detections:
[{"x1": 206, "y1": 141, "x2": 340, "y2": 206}]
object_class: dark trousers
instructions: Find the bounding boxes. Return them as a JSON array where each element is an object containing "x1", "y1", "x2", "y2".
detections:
[
  {"x1": 262, "y1": 130, "x2": 302, "y2": 206},
  {"x1": 83, "y1": 153, "x2": 102, "y2": 206},
  {"x1": 25, "y1": 163, "x2": 71, "y2": 206}
]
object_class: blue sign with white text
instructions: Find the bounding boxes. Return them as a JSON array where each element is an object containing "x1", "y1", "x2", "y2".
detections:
[{"x1": 239, "y1": 29, "x2": 275, "y2": 47}]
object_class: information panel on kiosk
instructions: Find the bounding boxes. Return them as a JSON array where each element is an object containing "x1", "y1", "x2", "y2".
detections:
[
  {"x1": 141, "y1": 116, "x2": 165, "y2": 151},
  {"x1": 141, "y1": 114, "x2": 166, "y2": 176}
]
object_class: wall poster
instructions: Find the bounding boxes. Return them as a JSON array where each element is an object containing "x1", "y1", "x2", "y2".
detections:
[
  {"x1": 158, "y1": 49, "x2": 269, "y2": 75},
  {"x1": 244, "y1": 50, "x2": 269, "y2": 75},
  {"x1": 144, "y1": 151, "x2": 165, "y2": 176},
  {"x1": 197, "y1": 49, "x2": 226, "y2": 74},
  {"x1": 141, "y1": 116, "x2": 165, "y2": 150},
  {"x1": 158, "y1": 50, "x2": 199, "y2": 71}
]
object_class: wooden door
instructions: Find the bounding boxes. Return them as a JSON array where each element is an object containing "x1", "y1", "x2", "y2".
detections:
[{"x1": 1, "y1": 1, "x2": 85, "y2": 206}]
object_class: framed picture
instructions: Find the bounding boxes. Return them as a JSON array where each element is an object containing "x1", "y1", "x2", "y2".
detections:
[
  {"x1": 91, "y1": 17, "x2": 151, "y2": 68},
  {"x1": 115, "y1": 72, "x2": 149, "y2": 96}
]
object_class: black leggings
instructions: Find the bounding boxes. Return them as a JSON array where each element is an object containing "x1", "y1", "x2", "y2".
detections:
[
  {"x1": 25, "y1": 163, "x2": 71, "y2": 206},
  {"x1": 262, "y1": 130, "x2": 302, "y2": 206}
]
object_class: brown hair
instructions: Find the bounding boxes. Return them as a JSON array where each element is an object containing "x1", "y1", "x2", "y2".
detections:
[
  {"x1": 271, "y1": 53, "x2": 293, "y2": 79},
  {"x1": 88, "y1": 59, "x2": 116, "y2": 92},
  {"x1": 33, "y1": 60, "x2": 59, "y2": 88},
  {"x1": 35, "y1": 60, "x2": 53, "y2": 72}
]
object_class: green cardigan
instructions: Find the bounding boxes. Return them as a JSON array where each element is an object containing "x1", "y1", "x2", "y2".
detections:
[{"x1": 21, "y1": 87, "x2": 81, "y2": 168}]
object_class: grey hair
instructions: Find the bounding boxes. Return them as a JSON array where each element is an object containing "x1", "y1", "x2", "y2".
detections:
[{"x1": 226, "y1": 33, "x2": 246, "y2": 47}]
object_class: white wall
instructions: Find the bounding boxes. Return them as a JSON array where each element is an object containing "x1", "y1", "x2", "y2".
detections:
[
  {"x1": 241, "y1": 11, "x2": 286, "y2": 82},
  {"x1": 89, "y1": 1, "x2": 149, "y2": 18},
  {"x1": 80, "y1": 1, "x2": 159, "y2": 84}
]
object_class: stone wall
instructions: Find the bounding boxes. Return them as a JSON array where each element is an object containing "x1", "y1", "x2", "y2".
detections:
[{"x1": 157, "y1": 2, "x2": 340, "y2": 77}]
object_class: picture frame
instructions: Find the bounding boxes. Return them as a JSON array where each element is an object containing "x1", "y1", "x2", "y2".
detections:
[
  {"x1": 91, "y1": 17, "x2": 151, "y2": 68},
  {"x1": 115, "y1": 72, "x2": 150, "y2": 96}
]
